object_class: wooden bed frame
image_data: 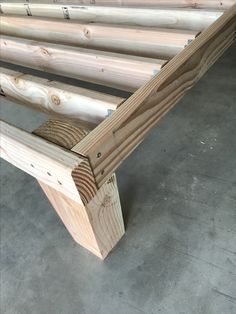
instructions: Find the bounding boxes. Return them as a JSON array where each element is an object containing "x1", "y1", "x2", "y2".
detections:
[{"x1": 1, "y1": 0, "x2": 235, "y2": 259}]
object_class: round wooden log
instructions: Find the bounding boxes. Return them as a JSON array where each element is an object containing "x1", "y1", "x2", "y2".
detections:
[
  {"x1": 0, "y1": 67, "x2": 125, "y2": 128},
  {"x1": 0, "y1": 36, "x2": 166, "y2": 92},
  {"x1": 0, "y1": 4, "x2": 222, "y2": 31},
  {"x1": 0, "y1": 1, "x2": 234, "y2": 10},
  {"x1": 0, "y1": 16, "x2": 197, "y2": 59}
]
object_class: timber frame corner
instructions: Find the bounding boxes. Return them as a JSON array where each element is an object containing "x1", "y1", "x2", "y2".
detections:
[{"x1": 0, "y1": 1, "x2": 236, "y2": 259}]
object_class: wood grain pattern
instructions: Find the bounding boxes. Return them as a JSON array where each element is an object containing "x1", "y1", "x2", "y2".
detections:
[
  {"x1": 0, "y1": 120, "x2": 84, "y2": 203},
  {"x1": 0, "y1": 67, "x2": 124, "y2": 128},
  {"x1": 72, "y1": 4, "x2": 236, "y2": 187},
  {"x1": 0, "y1": 36, "x2": 166, "y2": 92},
  {"x1": 85, "y1": 173, "x2": 125, "y2": 258},
  {"x1": 0, "y1": 1, "x2": 234, "y2": 10},
  {"x1": 35, "y1": 120, "x2": 124, "y2": 259},
  {"x1": 55, "y1": 0, "x2": 236, "y2": 9},
  {"x1": 0, "y1": 15, "x2": 197, "y2": 59},
  {"x1": 33, "y1": 119, "x2": 88, "y2": 149},
  {"x1": 0, "y1": 4, "x2": 222, "y2": 31},
  {"x1": 38, "y1": 172, "x2": 124, "y2": 259},
  {"x1": 38, "y1": 181, "x2": 103, "y2": 257},
  {"x1": 33, "y1": 119, "x2": 98, "y2": 204}
]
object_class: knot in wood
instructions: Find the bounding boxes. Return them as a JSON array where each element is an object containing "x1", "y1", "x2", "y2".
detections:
[
  {"x1": 40, "y1": 48, "x2": 50, "y2": 56},
  {"x1": 101, "y1": 195, "x2": 112, "y2": 208},
  {"x1": 51, "y1": 95, "x2": 60, "y2": 106},
  {"x1": 83, "y1": 28, "x2": 91, "y2": 39}
]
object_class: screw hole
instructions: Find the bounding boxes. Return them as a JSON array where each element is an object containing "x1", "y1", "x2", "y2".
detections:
[
  {"x1": 30, "y1": 164, "x2": 34, "y2": 168},
  {"x1": 97, "y1": 152, "x2": 101, "y2": 158},
  {"x1": 101, "y1": 170, "x2": 104, "y2": 175},
  {"x1": 47, "y1": 172, "x2": 52, "y2": 176},
  {"x1": 58, "y1": 180, "x2": 62, "y2": 185}
]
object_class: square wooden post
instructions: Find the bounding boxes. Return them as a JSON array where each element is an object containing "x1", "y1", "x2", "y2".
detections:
[{"x1": 33, "y1": 120, "x2": 124, "y2": 259}]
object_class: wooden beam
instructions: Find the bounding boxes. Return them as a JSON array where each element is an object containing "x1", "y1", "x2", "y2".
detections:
[
  {"x1": 0, "y1": 36, "x2": 166, "y2": 92},
  {"x1": 0, "y1": 4, "x2": 223, "y2": 31},
  {"x1": 0, "y1": 1, "x2": 234, "y2": 10},
  {"x1": 0, "y1": 16, "x2": 197, "y2": 59},
  {"x1": 33, "y1": 120, "x2": 124, "y2": 259},
  {"x1": 72, "y1": 4, "x2": 236, "y2": 187},
  {"x1": 0, "y1": 67, "x2": 124, "y2": 128},
  {"x1": 0, "y1": 120, "x2": 91, "y2": 203}
]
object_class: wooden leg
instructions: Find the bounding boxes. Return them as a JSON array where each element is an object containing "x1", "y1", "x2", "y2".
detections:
[
  {"x1": 38, "y1": 173, "x2": 124, "y2": 259},
  {"x1": 33, "y1": 120, "x2": 125, "y2": 259}
]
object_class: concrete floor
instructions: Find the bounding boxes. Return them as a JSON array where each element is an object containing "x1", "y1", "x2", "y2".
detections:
[{"x1": 1, "y1": 43, "x2": 236, "y2": 314}]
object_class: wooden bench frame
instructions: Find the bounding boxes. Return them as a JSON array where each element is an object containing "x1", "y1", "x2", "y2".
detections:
[{"x1": 1, "y1": 1, "x2": 236, "y2": 259}]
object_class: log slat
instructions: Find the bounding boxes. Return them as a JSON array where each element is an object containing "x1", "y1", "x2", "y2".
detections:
[
  {"x1": 0, "y1": 4, "x2": 222, "y2": 31},
  {"x1": 0, "y1": 67, "x2": 125, "y2": 128},
  {"x1": 0, "y1": 1, "x2": 234, "y2": 10},
  {"x1": 0, "y1": 16, "x2": 197, "y2": 59},
  {"x1": 0, "y1": 36, "x2": 166, "y2": 92}
]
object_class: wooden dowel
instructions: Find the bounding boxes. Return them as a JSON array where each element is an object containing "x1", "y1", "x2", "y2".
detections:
[
  {"x1": 0, "y1": 1, "x2": 234, "y2": 10},
  {"x1": 0, "y1": 36, "x2": 166, "y2": 92},
  {"x1": 0, "y1": 67, "x2": 125, "y2": 128},
  {"x1": 0, "y1": 4, "x2": 222, "y2": 31},
  {"x1": 0, "y1": 15, "x2": 197, "y2": 59}
]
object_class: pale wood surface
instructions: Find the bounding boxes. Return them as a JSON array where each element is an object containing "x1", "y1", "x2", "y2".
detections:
[
  {"x1": 39, "y1": 172, "x2": 124, "y2": 259},
  {"x1": 0, "y1": 67, "x2": 124, "y2": 128},
  {"x1": 85, "y1": 173, "x2": 125, "y2": 258},
  {"x1": 0, "y1": 0, "x2": 234, "y2": 10},
  {"x1": 0, "y1": 4, "x2": 222, "y2": 31},
  {"x1": 0, "y1": 120, "x2": 84, "y2": 203},
  {"x1": 33, "y1": 119, "x2": 98, "y2": 204},
  {"x1": 35, "y1": 120, "x2": 124, "y2": 259},
  {"x1": 33, "y1": 119, "x2": 88, "y2": 149},
  {"x1": 72, "y1": 4, "x2": 236, "y2": 187},
  {"x1": 0, "y1": 36, "x2": 166, "y2": 92},
  {"x1": 0, "y1": 16, "x2": 197, "y2": 59},
  {"x1": 38, "y1": 181, "x2": 103, "y2": 257}
]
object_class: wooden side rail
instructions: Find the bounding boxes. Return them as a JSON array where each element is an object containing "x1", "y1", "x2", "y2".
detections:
[
  {"x1": 1, "y1": 16, "x2": 197, "y2": 59},
  {"x1": 72, "y1": 3, "x2": 236, "y2": 187},
  {"x1": 0, "y1": 36, "x2": 166, "y2": 92},
  {"x1": 0, "y1": 1, "x2": 234, "y2": 10},
  {"x1": 0, "y1": 119, "x2": 125, "y2": 259},
  {"x1": 0, "y1": 67, "x2": 125, "y2": 128},
  {"x1": 0, "y1": 4, "x2": 222, "y2": 31},
  {"x1": 0, "y1": 120, "x2": 88, "y2": 202}
]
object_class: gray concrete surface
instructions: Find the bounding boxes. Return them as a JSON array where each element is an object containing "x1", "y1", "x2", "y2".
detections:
[{"x1": 1, "y1": 44, "x2": 236, "y2": 314}]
